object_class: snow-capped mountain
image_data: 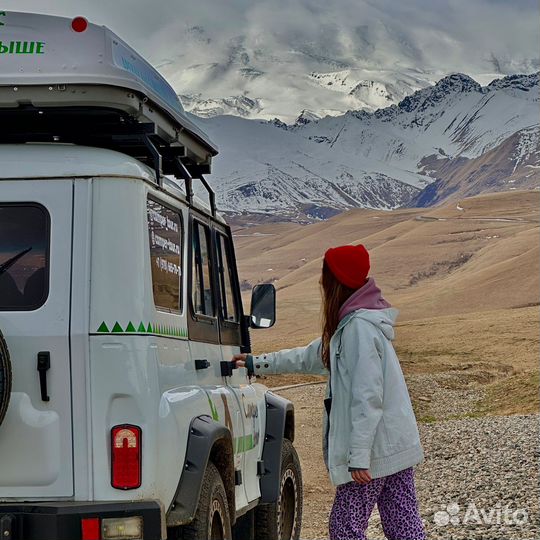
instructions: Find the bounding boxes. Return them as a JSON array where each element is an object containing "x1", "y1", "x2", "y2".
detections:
[
  {"x1": 178, "y1": 67, "x2": 434, "y2": 123},
  {"x1": 412, "y1": 125, "x2": 540, "y2": 206},
  {"x1": 150, "y1": 1, "x2": 539, "y2": 122},
  {"x1": 193, "y1": 73, "x2": 539, "y2": 219}
]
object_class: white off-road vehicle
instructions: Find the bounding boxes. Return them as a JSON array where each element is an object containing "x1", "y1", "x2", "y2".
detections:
[{"x1": 0, "y1": 12, "x2": 302, "y2": 540}]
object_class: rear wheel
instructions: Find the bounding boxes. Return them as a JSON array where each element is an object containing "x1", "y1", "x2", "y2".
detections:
[
  {"x1": 255, "y1": 439, "x2": 303, "y2": 540},
  {"x1": 171, "y1": 461, "x2": 232, "y2": 540},
  {"x1": 0, "y1": 330, "x2": 11, "y2": 427}
]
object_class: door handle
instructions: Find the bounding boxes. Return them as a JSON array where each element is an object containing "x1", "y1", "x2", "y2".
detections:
[
  {"x1": 37, "y1": 351, "x2": 50, "y2": 402},
  {"x1": 194, "y1": 359, "x2": 211, "y2": 370},
  {"x1": 220, "y1": 360, "x2": 237, "y2": 377}
]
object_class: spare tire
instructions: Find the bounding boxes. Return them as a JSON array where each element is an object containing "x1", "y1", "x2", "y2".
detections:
[{"x1": 0, "y1": 330, "x2": 12, "y2": 426}]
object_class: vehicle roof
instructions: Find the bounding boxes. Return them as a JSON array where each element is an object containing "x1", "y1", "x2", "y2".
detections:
[
  {"x1": 0, "y1": 144, "x2": 225, "y2": 222},
  {"x1": 0, "y1": 11, "x2": 218, "y2": 157}
]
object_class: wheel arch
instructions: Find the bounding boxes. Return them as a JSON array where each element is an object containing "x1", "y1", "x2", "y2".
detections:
[
  {"x1": 209, "y1": 434, "x2": 236, "y2": 523},
  {"x1": 285, "y1": 408, "x2": 295, "y2": 443},
  {"x1": 167, "y1": 415, "x2": 235, "y2": 528},
  {"x1": 259, "y1": 392, "x2": 295, "y2": 504}
]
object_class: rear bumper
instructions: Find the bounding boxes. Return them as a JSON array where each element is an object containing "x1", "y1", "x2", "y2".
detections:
[{"x1": 0, "y1": 500, "x2": 163, "y2": 540}]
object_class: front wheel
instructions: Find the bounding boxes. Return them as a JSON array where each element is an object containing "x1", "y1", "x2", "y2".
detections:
[
  {"x1": 255, "y1": 439, "x2": 303, "y2": 540},
  {"x1": 172, "y1": 461, "x2": 232, "y2": 540}
]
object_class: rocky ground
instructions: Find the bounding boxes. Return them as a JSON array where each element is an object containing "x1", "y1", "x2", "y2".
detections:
[{"x1": 274, "y1": 375, "x2": 539, "y2": 540}]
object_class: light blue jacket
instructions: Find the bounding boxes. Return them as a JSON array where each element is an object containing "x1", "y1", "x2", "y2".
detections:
[{"x1": 251, "y1": 308, "x2": 424, "y2": 486}]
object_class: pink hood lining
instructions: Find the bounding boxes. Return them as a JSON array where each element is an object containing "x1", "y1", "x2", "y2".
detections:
[{"x1": 338, "y1": 277, "x2": 391, "y2": 321}]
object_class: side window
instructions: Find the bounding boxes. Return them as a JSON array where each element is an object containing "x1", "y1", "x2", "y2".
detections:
[
  {"x1": 191, "y1": 221, "x2": 215, "y2": 317},
  {"x1": 0, "y1": 204, "x2": 49, "y2": 310},
  {"x1": 147, "y1": 198, "x2": 183, "y2": 313},
  {"x1": 216, "y1": 233, "x2": 239, "y2": 323}
]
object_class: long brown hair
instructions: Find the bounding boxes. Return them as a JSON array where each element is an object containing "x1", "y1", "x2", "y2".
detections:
[{"x1": 320, "y1": 260, "x2": 356, "y2": 369}]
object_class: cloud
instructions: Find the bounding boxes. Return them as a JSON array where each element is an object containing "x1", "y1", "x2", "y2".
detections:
[
  {"x1": 1, "y1": 0, "x2": 537, "y2": 119},
  {"x1": 1, "y1": 0, "x2": 537, "y2": 70}
]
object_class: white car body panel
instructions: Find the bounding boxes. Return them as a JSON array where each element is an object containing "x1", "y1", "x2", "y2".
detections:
[{"x1": 0, "y1": 145, "x2": 269, "y2": 518}]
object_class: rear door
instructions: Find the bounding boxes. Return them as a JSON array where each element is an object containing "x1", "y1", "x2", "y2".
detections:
[{"x1": 0, "y1": 180, "x2": 74, "y2": 498}]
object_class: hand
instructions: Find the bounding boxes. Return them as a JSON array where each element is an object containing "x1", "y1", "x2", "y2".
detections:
[
  {"x1": 232, "y1": 353, "x2": 248, "y2": 368},
  {"x1": 351, "y1": 469, "x2": 372, "y2": 484}
]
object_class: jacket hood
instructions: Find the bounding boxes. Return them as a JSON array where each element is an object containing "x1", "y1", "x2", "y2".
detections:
[
  {"x1": 338, "y1": 277, "x2": 391, "y2": 320},
  {"x1": 338, "y1": 307, "x2": 399, "y2": 341}
]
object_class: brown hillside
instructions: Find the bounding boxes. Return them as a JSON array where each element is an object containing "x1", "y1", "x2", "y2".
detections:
[
  {"x1": 236, "y1": 190, "x2": 539, "y2": 325},
  {"x1": 235, "y1": 191, "x2": 539, "y2": 414}
]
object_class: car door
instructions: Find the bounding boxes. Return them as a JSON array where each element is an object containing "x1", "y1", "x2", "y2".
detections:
[
  {"x1": 214, "y1": 226, "x2": 262, "y2": 504},
  {"x1": 188, "y1": 214, "x2": 247, "y2": 507},
  {"x1": 0, "y1": 180, "x2": 74, "y2": 498}
]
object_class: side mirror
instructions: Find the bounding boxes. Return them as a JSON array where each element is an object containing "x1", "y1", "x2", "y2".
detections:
[{"x1": 250, "y1": 284, "x2": 276, "y2": 329}]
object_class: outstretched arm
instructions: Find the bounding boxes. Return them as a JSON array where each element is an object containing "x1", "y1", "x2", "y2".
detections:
[{"x1": 233, "y1": 337, "x2": 326, "y2": 376}]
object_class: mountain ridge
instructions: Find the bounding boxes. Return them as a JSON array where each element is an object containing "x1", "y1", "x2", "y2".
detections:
[{"x1": 194, "y1": 72, "x2": 539, "y2": 219}]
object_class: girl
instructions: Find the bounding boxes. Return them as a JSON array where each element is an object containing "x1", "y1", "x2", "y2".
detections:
[{"x1": 234, "y1": 244, "x2": 426, "y2": 540}]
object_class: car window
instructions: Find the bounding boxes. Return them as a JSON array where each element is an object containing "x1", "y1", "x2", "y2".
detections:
[
  {"x1": 216, "y1": 233, "x2": 239, "y2": 323},
  {"x1": 147, "y1": 198, "x2": 183, "y2": 312},
  {"x1": 192, "y1": 221, "x2": 215, "y2": 317},
  {"x1": 0, "y1": 204, "x2": 49, "y2": 310}
]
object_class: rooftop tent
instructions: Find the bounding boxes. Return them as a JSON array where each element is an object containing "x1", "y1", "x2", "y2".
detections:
[{"x1": 0, "y1": 11, "x2": 218, "y2": 178}]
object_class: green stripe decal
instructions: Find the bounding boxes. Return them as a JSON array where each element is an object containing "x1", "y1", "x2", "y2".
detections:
[
  {"x1": 235, "y1": 435, "x2": 255, "y2": 454},
  {"x1": 207, "y1": 397, "x2": 219, "y2": 422},
  {"x1": 125, "y1": 322, "x2": 136, "y2": 333},
  {"x1": 96, "y1": 321, "x2": 188, "y2": 339},
  {"x1": 97, "y1": 322, "x2": 110, "y2": 333}
]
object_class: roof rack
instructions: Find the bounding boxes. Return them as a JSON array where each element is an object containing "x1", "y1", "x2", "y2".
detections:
[
  {"x1": 0, "y1": 12, "x2": 219, "y2": 216},
  {"x1": 0, "y1": 100, "x2": 217, "y2": 217}
]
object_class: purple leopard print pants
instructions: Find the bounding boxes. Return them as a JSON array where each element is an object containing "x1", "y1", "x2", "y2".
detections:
[{"x1": 329, "y1": 467, "x2": 426, "y2": 540}]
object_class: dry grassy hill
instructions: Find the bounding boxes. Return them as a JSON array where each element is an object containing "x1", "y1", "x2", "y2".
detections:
[{"x1": 234, "y1": 190, "x2": 539, "y2": 415}]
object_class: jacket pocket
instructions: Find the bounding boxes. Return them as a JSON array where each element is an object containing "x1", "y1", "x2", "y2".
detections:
[
  {"x1": 382, "y1": 412, "x2": 419, "y2": 450},
  {"x1": 372, "y1": 418, "x2": 391, "y2": 456}
]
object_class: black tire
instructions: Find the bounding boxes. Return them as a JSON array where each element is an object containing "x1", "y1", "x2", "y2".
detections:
[
  {"x1": 173, "y1": 461, "x2": 233, "y2": 540},
  {"x1": 254, "y1": 439, "x2": 303, "y2": 540},
  {"x1": 0, "y1": 330, "x2": 11, "y2": 427}
]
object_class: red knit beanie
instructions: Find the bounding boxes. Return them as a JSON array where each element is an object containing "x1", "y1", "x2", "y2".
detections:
[{"x1": 324, "y1": 244, "x2": 370, "y2": 289}]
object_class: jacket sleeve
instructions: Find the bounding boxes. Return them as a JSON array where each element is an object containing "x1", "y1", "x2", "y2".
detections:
[
  {"x1": 250, "y1": 337, "x2": 326, "y2": 376},
  {"x1": 343, "y1": 321, "x2": 384, "y2": 470}
]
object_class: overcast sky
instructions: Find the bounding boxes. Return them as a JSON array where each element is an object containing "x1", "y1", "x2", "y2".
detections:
[{"x1": 2, "y1": 0, "x2": 538, "y2": 68}]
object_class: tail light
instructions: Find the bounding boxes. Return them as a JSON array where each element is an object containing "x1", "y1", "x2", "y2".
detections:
[
  {"x1": 81, "y1": 518, "x2": 101, "y2": 540},
  {"x1": 111, "y1": 425, "x2": 142, "y2": 490}
]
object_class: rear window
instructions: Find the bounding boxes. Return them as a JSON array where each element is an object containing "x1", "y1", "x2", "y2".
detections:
[{"x1": 0, "y1": 204, "x2": 49, "y2": 310}]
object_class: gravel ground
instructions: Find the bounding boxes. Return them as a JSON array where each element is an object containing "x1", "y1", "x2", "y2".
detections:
[
  {"x1": 413, "y1": 414, "x2": 539, "y2": 540},
  {"x1": 276, "y1": 382, "x2": 539, "y2": 540},
  {"x1": 405, "y1": 371, "x2": 487, "y2": 420}
]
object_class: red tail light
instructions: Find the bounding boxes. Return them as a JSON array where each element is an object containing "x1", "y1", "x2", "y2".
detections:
[
  {"x1": 111, "y1": 425, "x2": 142, "y2": 490},
  {"x1": 81, "y1": 517, "x2": 100, "y2": 540}
]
